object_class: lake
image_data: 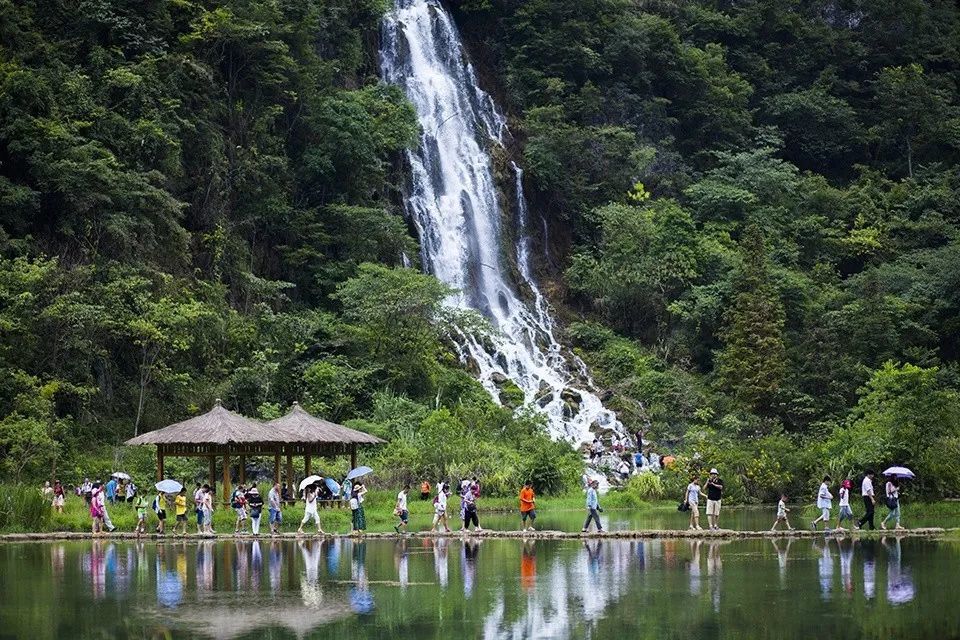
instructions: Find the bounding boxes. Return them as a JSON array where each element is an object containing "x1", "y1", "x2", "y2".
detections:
[{"x1": 0, "y1": 534, "x2": 957, "y2": 639}]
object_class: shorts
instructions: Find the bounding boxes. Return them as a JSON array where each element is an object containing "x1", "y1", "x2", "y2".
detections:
[
  {"x1": 269, "y1": 508, "x2": 282, "y2": 524},
  {"x1": 196, "y1": 508, "x2": 203, "y2": 525},
  {"x1": 706, "y1": 500, "x2": 721, "y2": 516},
  {"x1": 301, "y1": 509, "x2": 319, "y2": 525},
  {"x1": 156, "y1": 509, "x2": 167, "y2": 521},
  {"x1": 137, "y1": 510, "x2": 147, "y2": 521},
  {"x1": 235, "y1": 507, "x2": 247, "y2": 520},
  {"x1": 398, "y1": 509, "x2": 409, "y2": 523},
  {"x1": 821, "y1": 508, "x2": 831, "y2": 520},
  {"x1": 521, "y1": 509, "x2": 537, "y2": 521},
  {"x1": 176, "y1": 514, "x2": 187, "y2": 523},
  {"x1": 839, "y1": 505, "x2": 853, "y2": 521}
]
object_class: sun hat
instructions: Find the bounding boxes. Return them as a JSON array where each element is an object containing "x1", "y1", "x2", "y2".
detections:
[{"x1": 709, "y1": 468, "x2": 718, "y2": 474}]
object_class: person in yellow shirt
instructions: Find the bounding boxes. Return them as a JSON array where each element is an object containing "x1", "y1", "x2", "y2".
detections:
[{"x1": 173, "y1": 488, "x2": 188, "y2": 536}]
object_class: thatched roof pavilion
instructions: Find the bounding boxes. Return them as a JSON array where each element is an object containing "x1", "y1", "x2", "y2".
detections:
[{"x1": 125, "y1": 400, "x2": 384, "y2": 502}]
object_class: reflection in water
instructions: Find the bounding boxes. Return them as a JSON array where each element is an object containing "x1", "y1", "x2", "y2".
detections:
[
  {"x1": 884, "y1": 537, "x2": 915, "y2": 605},
  {"x1": 4, "y1": 535, "x2": 934, "y2": 640},
  {"x1": 350, "y1": 541, "x2": 374, "y2": 614}
]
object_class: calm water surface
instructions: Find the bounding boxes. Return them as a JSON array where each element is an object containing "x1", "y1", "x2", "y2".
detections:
[{"x1": 0, "y1": 535, "x2": 957, "y2": 640}]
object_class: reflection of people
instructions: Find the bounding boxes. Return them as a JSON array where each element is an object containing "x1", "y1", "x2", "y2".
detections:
[
  {"x1": 687, "y1": 540, "x2": 702, "y2": 596},
  {"x1": 838, "y1": 539, "x2": 853, "y2": 595},
  {"x1": 770, "y1": 538, "x2": 792, "y2": 587},
  {"x1": 462, "y1": 539, "x2": 479, "y2": 597},
  {"x1": 815, "y1": 539, "x2": 833, "y2": 600},
  {"x1": 394, "y1": 539, "x2": 409, "y2": 589},
  {"x1": 350, "y1": 541, "x2": 374, "y2": 614},
  {"x1": 433, "y1": 537, "x2": 449, "y2": 589},
  {"x1": 520, "y1": 540, "x2": 536, "y2": 592},
  {"x1": 883, "y1": 536, "x2": 915, "y2": 605},
  {"x1": 861, "y1": 539, "x2": 876, "y2": 600}
]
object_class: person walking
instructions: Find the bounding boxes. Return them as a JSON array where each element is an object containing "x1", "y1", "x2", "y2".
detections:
[
  {"x1": 134, "y1": 492, "x2": 148, "y2": 536},
  {"x1": 771, "y1": 494, "x2": 793, "y2": 531},
  {"x1": 247, "y1": 486, "x2": 264, "y2": 536},
  {"x1": 193, "y1": 483, "x2": 205, "y2": 534},
  {"x1": 125, "y1": 480, "x2": 136, "y2": 504},
  {"x1": 685, "y1": 476, "x2": 702, "y2": 530},
  {"x1": 811, "y1": 475, "x2": 833, "y2": 531},
  {"x1": 857, "y1": 470, "x2": 877, "y2": 530},
  {"x1": 835, "y1": 480, "x2": 855, "y2": 531},
  {"x1": 173, "y1": 488, "x2": 189, "y2": 536},
  {"x1": 202, "y1": 484, "x2": 215, "y2": 534},
  {"x1": 297, "y1": 484, "x2": 324, "y2": 535},
  {"x1": 458, "y1": 480, "x2": 472, "y2": 531},
  {"x1": 430, "y1": 483, "x2": 451, "y2": 532},
  {"x1": 52, "y1": 480, "x2": 65, "y2": 513},
  {"x1": 394, "y1": 485, "x2": 410, "y2": 534},
  {"x1": 462, "y1": 485, "x2": 481, "y2": 532},
  {"x1": 268, "y1": 482, "x2": 283, "y2": 535},
  {"x1": 105, "y1": 477, "x2": 117, "y2": 505},
  {"x1": 519, "y1": 481, "x2": 536, "y2": 532},
  {"x1": 153, "y1": 490, "x2": 167, "y2": 535},
  {"x1": 232, "y1": 484, "x2": 248, "y2": 534},
  {"x1": 350, "y1": 485, "x2": 367, "y2": 534},
  {"x1": 582, "y1": 479, "x2": 603, "y2": 533},
  {"x1": 89, "y1": 482, "x2": 104, "y2": 535},
  {"x1": 881, "y1": 478, "x2": 904, "y2": 530},
  {"x1": 705, "y1": 469, "x2": 723, "y2": 530}
]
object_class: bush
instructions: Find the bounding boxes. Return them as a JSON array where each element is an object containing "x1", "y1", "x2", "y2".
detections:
[
  {"x1": 0, "y1": 485, "x2": 50, "y2": 532},
  {"x1": 607, "y1": 471, "x2": 665, "y2": 508}
]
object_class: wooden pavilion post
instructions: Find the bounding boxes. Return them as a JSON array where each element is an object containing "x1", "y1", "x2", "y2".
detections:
[
  {"x1": 239, "y1": 455, "x2": 246, "y2": 485},
  {"x1": 350, "y1": 444, "x2": 357, "y2": 470},
  {"x1": 222, "y1": 453, "x2": 231, "y2": 504},
  {"x1": 208, "y1": 455, "x2": 216, "y2": 490},
  {"x1": 273, "y1": 451, "x2": 281, "y2": 485},
  {"x1": 304, "y1": 453, "x2": 312, "y2": 478},
  {"x1": 156, "y1": 444, "x2": 165, "y2": 481},
  {"x1": 286, "y1": 453, "x2": 294, "y2": 502}
]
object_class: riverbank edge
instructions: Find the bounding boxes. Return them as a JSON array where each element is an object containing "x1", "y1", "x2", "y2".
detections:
[{"x1": 0, "y1": 527, "x2": 950, "y2": 543}]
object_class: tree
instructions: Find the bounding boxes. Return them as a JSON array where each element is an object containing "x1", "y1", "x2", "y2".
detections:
[{"x1": 714, "y1": 226, "x2": 787, "y2": 415}]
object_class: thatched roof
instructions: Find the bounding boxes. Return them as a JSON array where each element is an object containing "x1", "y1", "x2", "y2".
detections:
[
  {"x1": 126, "y1": 400, "x2": 274, "y2": 445},
  {"x1": 125, "y1": 400, "x2": 384, "y2": 447},
  {"x1": 267, "y1": 402, "x2": 385, "y2": 445}
]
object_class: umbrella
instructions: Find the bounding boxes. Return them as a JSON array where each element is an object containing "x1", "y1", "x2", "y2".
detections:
[
  {"x1": 345, "y1": 466, "x2": 373, "y2": 481},
  {"x1": 299, "y1": 475, "x2": 323, "y2": 492},
  {"x1": 111, "y1": 472, "x2": 131, "y2": 481},
  {"x1": 324, "y1": 477, "x2": 341, "y2": 495},
  {"x1": 883, "y1": 466, "x2": 915, "y2": 479},
  {"x1": 155, "y1": 479, "x2": 183, "y2": 494}
]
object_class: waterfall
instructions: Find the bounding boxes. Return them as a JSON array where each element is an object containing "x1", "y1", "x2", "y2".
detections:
[{"x1": 380, "y1": 0, "x2": 622, "y2": 444}]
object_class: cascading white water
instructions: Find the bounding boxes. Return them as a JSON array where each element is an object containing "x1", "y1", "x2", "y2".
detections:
[{"x1": 380, "y1": 0, "x2": 622, "y2": 444}]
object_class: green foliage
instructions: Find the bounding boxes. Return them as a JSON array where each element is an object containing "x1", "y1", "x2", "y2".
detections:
[{"x1": 0, "y1": 485, "x2": 50, "y2": 532}]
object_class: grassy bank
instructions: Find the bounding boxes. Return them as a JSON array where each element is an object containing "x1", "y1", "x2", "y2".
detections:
[{"x1": 2, "y1": 486, "x2": 674, "y2": 534}]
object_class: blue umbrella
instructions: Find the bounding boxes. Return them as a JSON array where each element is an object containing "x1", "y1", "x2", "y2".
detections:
[
  {"x1": 155, "y1": 479, "x2": 183, "y2": 493},
  {"x1": 345, "y1": 466, "x2": 373, "y2": 481},
  {"x1": 324, "y1": 477, "x2": 341, "y2": 495}
]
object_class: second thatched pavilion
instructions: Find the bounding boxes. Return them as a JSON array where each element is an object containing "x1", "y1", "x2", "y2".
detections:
[{"x1": 125, "y1": 400, "x2": 384, "y2": 502}]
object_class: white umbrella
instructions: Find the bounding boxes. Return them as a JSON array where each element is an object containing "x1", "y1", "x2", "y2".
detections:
[
  {"x1": 111, "y1": 472, "x2": 131, "y2": 481},
  {"x1": 883, "y1": 466, "x2": 915, "y2": 479},
  {"x1": 299, "y1": 475, "x2": 323, "y2": 492},
  {"x1": 155, "y1": 479, "x2": 183, "y2": 493}
]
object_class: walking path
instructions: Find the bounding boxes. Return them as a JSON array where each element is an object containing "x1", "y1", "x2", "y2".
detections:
[{"x1": 0, "y1": 527, "x2": 951, "y2": 543}]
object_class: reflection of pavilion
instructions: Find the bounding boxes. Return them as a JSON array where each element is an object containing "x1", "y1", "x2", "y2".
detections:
[{"x1": 154, "y1": 599, "x2": 354, "y2": 640}]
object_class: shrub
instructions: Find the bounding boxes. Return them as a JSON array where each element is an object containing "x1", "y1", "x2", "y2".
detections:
[{"x1": 0, "y1": 485, "x2": 50, "y2": 532}]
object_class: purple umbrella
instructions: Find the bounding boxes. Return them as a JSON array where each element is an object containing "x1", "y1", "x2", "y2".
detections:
[{"x1": 882, "y1": 466, "x2": 915, "y2": 479}]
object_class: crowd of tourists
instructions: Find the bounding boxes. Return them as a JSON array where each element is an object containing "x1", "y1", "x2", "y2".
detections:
[{"x1": 43, "y1": 462, "x2": 910, "y2": 538}]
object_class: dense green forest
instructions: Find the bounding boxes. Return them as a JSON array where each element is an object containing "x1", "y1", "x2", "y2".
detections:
[{"x1": 2, "y1": 0, "x2": 959, "y2": 499}]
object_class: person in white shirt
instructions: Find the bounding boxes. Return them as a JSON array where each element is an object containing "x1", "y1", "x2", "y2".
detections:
[
  {"x1": 430, "y1": 483, "x2": 451, "y2": 532},
  {"x1": 685, "y1": 476, "x2": 702, "y2": 531},
  {"x1": 857, "y1": 470, "x2": 876, "y2": 530},
  {"x1": 297, "y1": 485, "x2": 324, "y2": 535},
  {"x1": 771, "y1": 494, "x2": 792, "y2": 531},
  {"x1": 835, "y1": 479, "x2": 854, "y2": 531},
  {"x1": 394, "y1": 485, "x2": 410, "y2": 534},
  {"x1": 811, "y1": 475, "x2": 833, "y2": 530}
]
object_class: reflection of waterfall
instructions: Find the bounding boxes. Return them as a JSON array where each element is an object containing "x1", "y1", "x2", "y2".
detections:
[{"x1": 380, "y1": 0, "x2": 623, "y2": 443}]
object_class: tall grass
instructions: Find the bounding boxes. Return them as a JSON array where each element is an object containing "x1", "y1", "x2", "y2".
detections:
[{"x1": 0, "y1": 485, "x2": 51, "y2": 532}]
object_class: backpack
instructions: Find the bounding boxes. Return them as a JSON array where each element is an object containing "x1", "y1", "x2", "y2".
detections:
[{"x1": 152, "y1": 496, "x2": 161, "y2": 513}]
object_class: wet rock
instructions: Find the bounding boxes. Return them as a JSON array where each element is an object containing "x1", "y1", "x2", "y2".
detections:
[
  {"x1": 560, "y1": 388, "x2": 582, "y2": 403},
  {"x1": 490, "y1": 371, "x2": 508, "y2": 385}
]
